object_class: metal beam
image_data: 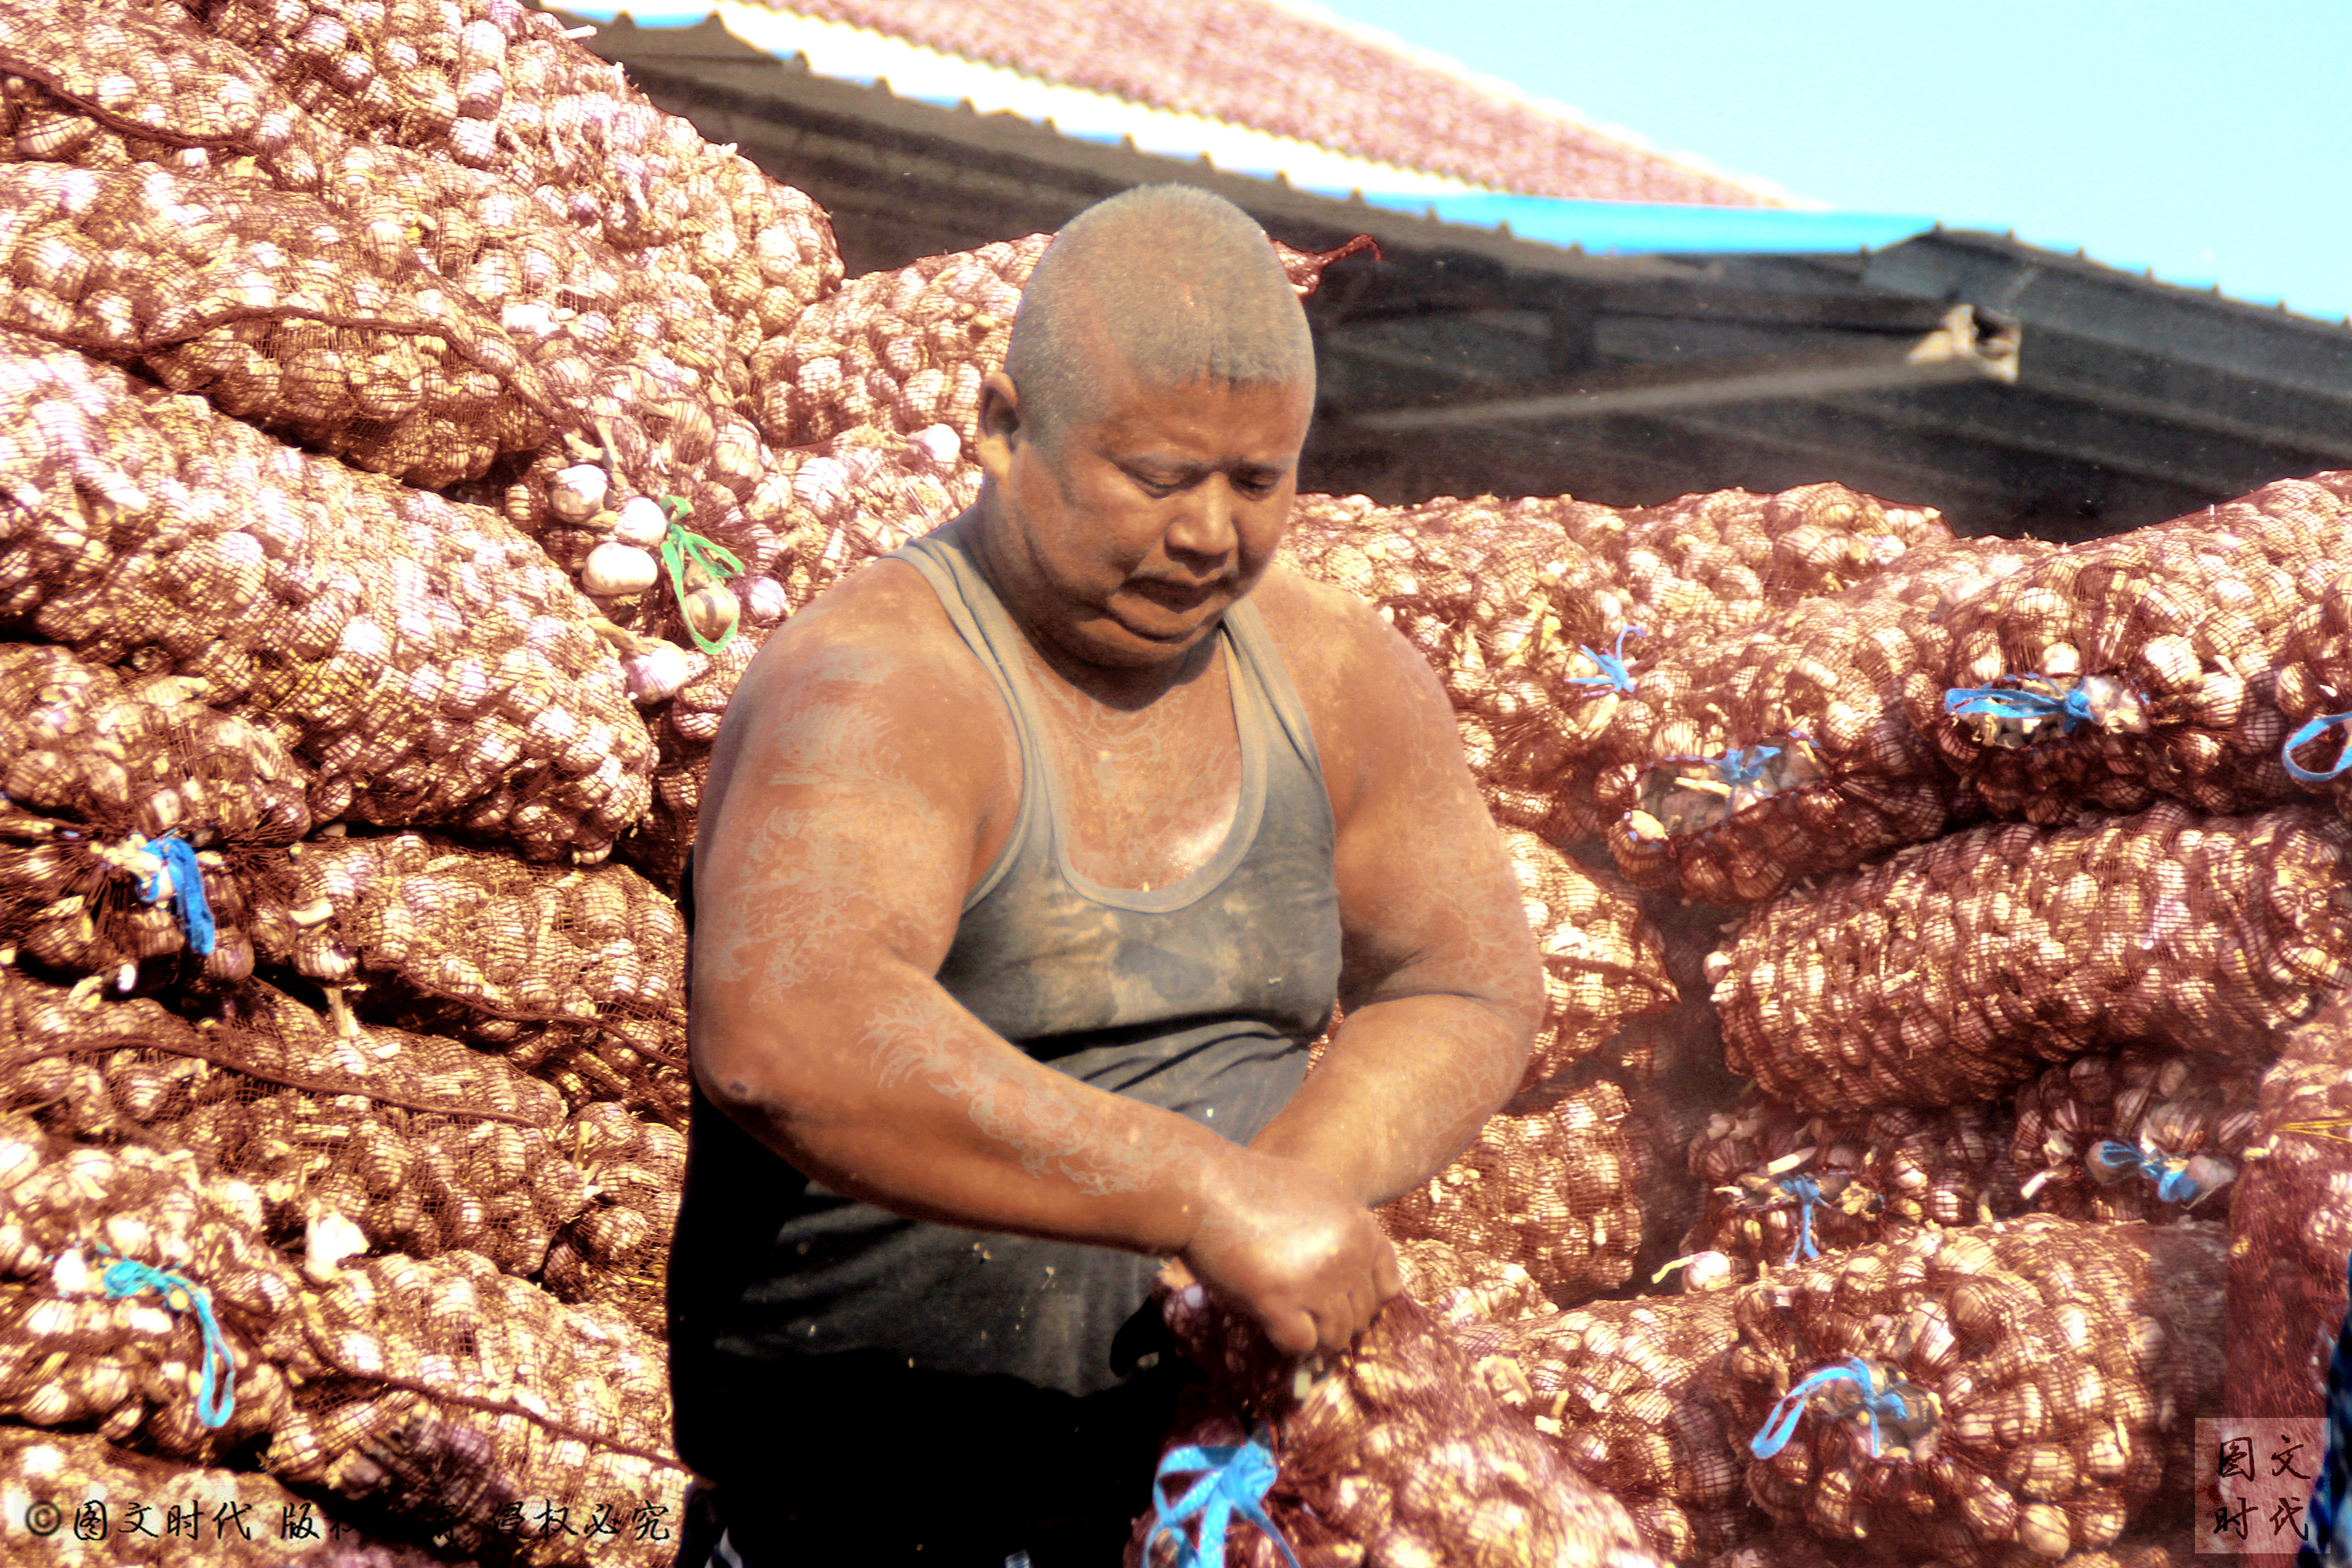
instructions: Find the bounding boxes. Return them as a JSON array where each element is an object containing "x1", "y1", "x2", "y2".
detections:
[{"x1": 1335, "y1": 305, "x2": 2018, "y2": 429}]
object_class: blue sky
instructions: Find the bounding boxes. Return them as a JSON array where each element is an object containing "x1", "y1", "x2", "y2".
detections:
[{"x1": 1314, "y1": 0, "x2": 2352, "y2": 325}]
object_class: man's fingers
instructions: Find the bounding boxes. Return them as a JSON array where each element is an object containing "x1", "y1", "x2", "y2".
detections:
[{"x1": 1265, "y1": 1306, "x2": 1319, "y2": 1359}]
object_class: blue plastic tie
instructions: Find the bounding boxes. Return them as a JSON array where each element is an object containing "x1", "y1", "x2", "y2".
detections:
[
  {"x1": 1146, "y1": 1424, "x2": 1302, "y2": 1568},
  {"x1": 1750, "y1": 1357, "x2": 1920, "y2": 1461},
  {"x1": 1942, "y1": 680, "x2": 2095, "y2": 735},
  {"x1": 1708, "y1": 744, "x2": 1781, "y2": 789},
  {"x1": 2087, "y1": 1139, "x2": 2207, "y2": 1205},
  {"x1": 1565, "y1": 625, "x2": 1643, "y2": 696},
  {"x1": 100, "y1": 1252, "x2": 235, "y2": 1428},
  {"x1": 1776, "y1": 1175, "x2": 1825, "y2": 1265},
  {"x1": 137, "y1": 834, "x2": 215, "y2": 958},
  {"x1": 2284, "y1": 710, "x2": 2352, "y2": 784}
]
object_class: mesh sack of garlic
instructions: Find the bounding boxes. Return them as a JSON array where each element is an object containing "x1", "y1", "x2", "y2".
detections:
[
  {"x1": 1495, "y1": 828, "x2": 1676, "y2": 1089},
  {"x1": 0, "y1": 338, "x2": 653, "y2": 861},
  {"x1": 1680, "y1": 1088, "x2": 2020, "y2": 1289},
  {"x1": 1595, "y1": 538, "x2": 2053, "y2": 907},
  {"x1": 536, "y1": 1099, "x2": 683, "y2": 1337},
  {"x1": 1376, "y1": 1084, "x2": 1642, "y2": 1304},
  {"x1": 0, "y1": 162, "x2": 559, "y2": 488},
  {"x1": 1712, "y1": 800, "x2": 2352, "y2": 1113},
  {"x1": 1502, "y1": 1290, "x2": 1753, "y2": 1563},
  {"x1": 0, "y1": 1421, "x2": 453, "y2": 1566},
  {"x1": 1281, "y1": 489, "x2": 1657, "y2": 851},
  {"x1": 2224, "y1": 996, "x2": 2352, "y2": 1424},
  {"x1": 1391, "y1": 1236, "x2": 1553, "y2": 1330},
  {"x1": 192, "y1": 0, "x2": 840, "y2": 323},
  {"x1": 1708, "y1": 1217, "x2": 2223, "y2": 1568},
  {"x1": 263, "y1": 830, "x2": 684, "y2": 1064},
  {"x1": 1701, "y1": 1523, "x2": 2200, "y2": 1568},
  {"x1": 1906, "y1": 476, "x2": 2352, "y2": 823},
  {"x1": 267, "y1": 1246, "x2": 686, "y2": 1567},
  {"x1": 2008, "y1": 1046, "x2": 2258, "y2": 1225},
  {"x1": 0, "y1": 642, "x2": 310, "y2": 990},
  {"x1": 1136, "y1": 1280, "x2": 1664, "y2": 1568},
  {"x1": 0, "y1": 0, "x2": 830, "y2": 629},
  {"x1": 750, "y1": 233, "x2": 1036, "y2": 452},
  {"x1": 2, "y1": 974, "x2": 582, "y2": 1275}
]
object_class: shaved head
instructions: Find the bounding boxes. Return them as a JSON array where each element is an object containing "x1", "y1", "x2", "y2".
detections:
[{"x1": 1004, "y1": 186, "x2": 1315, "y2": 445}]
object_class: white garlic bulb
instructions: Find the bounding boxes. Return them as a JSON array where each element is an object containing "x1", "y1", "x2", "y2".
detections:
[
  {"x1": 581, "y1": 540, "x2": 658, "y2": 597},
  {"x1": 612, "y1": 495, "x2": 669, "y2": 548},
  {"x1": 906, "y1": 423, "x2": 961, "y2": 470},
  {"x1": 623, "y1": 641, "x2": 694, "y2": 706},
  {"x1": 548, "y1": 463, "x2": 607, "y2": 523},
  {"x1": 683, "y1": 583, "x2": 740, "y2": 647},
  {"x1": 740, "y1": 575, "x2": 787, "y2": 625}
]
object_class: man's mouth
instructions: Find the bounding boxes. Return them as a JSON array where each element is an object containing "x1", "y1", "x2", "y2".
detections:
[{"x1": 1127, "y1": 578, "x2": 1224, "y2": 613}]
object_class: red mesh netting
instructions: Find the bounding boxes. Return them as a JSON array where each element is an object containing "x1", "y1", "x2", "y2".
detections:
[
  {"x1": 1715, "y1": 801, "x2": 2352, "y2": 1112},
  {"x1": 1133, "y1": 1279, "x2": 1665, "y2": 1568},
  {"x1": 2009, "y1": 1046, "x2": 2259, "y2": 1225},
  {"x1": 2225, "y1": 997, "x2": 2352, "y2": 1424},
  {"x1": 260, "y1": 829, "x2": 688, "y2": 1121},
  {"x1": 1497, "y1": 828, "x2": 1676, "y2": 1089},
  {"x1": 1377, "y1": 1085, "x2": 1643, "y2": 1305},
  {"x1": 1907, "y1": 476, "x2": 2352, "y2": 822},
  {"x1": 0, "y1": 642, "x2": 309, "y2": 990},
  {"x1": 1700, "y1": 1524, "x2": 2198, "y2": 1568},
  {"x1": 1596, "y1": 538, "x2": 2052, "y2": 906},
  {"x1": 0, "y1": 334, "x2": 653, "y2": 861},
  {"x1": 1708, "y1": 1217, "x2": 2222, "y2": 1566},
  {"x1": 1504, "y1": 1290, "x2": 1756, "y2": 1563},
  {"x1": 1682, "y1": 1087, "x2": 2022, "y2": 1288}
]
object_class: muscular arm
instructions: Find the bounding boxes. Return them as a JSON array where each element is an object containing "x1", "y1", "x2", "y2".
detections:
[
  {"x1": 688, "y1": 572, "x2": 1391, "y2": 1352},
  {"x1": 1248, "y1": 574, "x2": 1546, "y2": 1207}
]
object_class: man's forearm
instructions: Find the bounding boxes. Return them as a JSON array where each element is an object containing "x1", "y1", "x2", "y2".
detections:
[
  {"x1": 1244, "y1": 992, "x2": 1532, "y2": 1209},
  {"x1": 696, "y1": 962, "x2": 1245, "y2": 1258}
]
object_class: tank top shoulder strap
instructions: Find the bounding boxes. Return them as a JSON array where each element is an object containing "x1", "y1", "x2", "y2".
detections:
[
  {"x1": 887, "y1": 520, "x2": 1048, "y2": 910},
  {"x1": 1216, "y1": 593, "x2": 1327, "y2": 793}
]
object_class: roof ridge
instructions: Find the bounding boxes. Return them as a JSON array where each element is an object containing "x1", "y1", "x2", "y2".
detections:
[{"x1": 1260, "y1": 0, "x2": 1815, "y2": 208}]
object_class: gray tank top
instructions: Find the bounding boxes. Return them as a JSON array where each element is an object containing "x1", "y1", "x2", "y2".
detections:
[{"x1": 666, "y1": 518, "x2": 1343, "y2": 1423}]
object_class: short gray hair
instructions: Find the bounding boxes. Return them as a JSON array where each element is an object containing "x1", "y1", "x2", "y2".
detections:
[{"x1": 1004, "y1": 186, "x2": 1315, "y2": 442}]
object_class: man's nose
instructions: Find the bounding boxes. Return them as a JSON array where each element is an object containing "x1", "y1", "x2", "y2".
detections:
[{"x1": 1166, "y1": 475, "x2": 1239, "y2": 562}]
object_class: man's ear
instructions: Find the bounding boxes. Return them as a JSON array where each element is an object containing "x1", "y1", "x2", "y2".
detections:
[{"x1": 975, "y1": 370, "x2": 1024, "y2": 489}]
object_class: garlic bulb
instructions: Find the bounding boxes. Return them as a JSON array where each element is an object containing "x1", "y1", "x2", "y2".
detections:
[
  {"x1": 622, "y1": 641, "x2": 693, "y2": 706},
  {"x1": 548, "y1": 463, "x2": 607, "y2": 523},
  {"x1": 683, "y1": 583, "x2": 740, "y2": 647},
  {"x1": 611, "y1": 495, "x2": 669, "y2": 548},
  {"x1": 581, "y1": 540, "x2": 658, "y2": 597},
  {"x1": 740, "y1": 575, "x2": 787, "y2": 625},
  {"x1": 906, "y1": 423, "x2": 960, "y2": 470}
]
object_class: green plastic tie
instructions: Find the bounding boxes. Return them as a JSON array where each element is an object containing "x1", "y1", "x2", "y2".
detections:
[{"x1": 656, "y1": 495, "x2": 746, "y2": 655}]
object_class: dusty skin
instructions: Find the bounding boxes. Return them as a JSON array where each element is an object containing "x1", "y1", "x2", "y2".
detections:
[{"x1": 689, "y1": 357, "x2": 1544, "y2": 1359}]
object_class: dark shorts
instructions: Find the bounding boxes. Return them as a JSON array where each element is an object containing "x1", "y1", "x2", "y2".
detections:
[{"x1": 673, "y1": 1348, "x2": 1199, "y2": 1568}]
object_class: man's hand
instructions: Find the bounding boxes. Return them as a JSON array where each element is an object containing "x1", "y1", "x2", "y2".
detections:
[{"x1": 1176, "y1": 1147, "x2": 1402, "y2": 1358}]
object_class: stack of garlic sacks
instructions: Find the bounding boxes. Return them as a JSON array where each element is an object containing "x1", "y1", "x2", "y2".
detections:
[{"x1": 0, "y1": 1, "x2": 2341, "y2": 1564}]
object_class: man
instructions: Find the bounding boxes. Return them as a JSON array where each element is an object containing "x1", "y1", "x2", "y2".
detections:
[{"x1": 668, "y1": 184, "x2": 1544, "y2": 1566}]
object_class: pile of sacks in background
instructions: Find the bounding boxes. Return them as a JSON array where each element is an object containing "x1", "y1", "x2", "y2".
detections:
[{"x1": 0, "y1": 0, "x2": 2346, "y2": 1564}]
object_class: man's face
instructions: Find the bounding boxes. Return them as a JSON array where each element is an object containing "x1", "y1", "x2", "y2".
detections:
[{"x1": 975, "y1": 354, "x2": 1314, "y2": 672}]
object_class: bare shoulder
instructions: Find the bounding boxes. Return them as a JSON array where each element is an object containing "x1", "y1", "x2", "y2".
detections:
[
  {"x1": 701, "y1": 555, "x2": 1017, "y2": 867},
  {"x1": 1247, "y1": 562, "x2": 1456, "y2": 820}
]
